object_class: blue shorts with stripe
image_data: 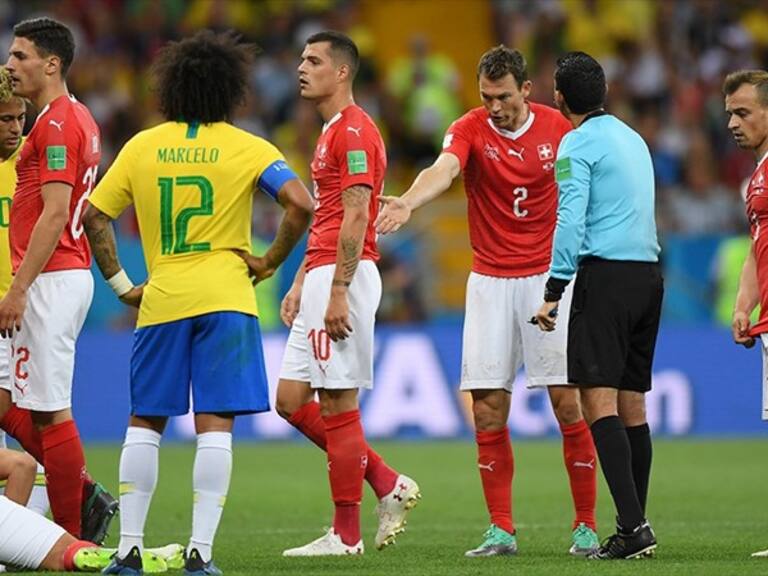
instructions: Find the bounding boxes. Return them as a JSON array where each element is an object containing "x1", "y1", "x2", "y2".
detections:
[{"x1": 130, "y1": 312, "x2": 270, "y2": 416}]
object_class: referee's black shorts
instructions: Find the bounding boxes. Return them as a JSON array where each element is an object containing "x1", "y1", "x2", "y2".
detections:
[{"x1": 567, "y1": 257, "x2": 663, "y2": 392}]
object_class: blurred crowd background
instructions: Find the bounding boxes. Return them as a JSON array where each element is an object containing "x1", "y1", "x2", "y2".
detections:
[{"x1": 1, "y1": 0, "x2": 765, "y2": 330}]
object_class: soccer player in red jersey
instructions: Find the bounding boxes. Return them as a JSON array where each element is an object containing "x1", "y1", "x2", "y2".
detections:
[
  {"x1": 376, "y1": 46, "x2": 599, "y2": 556},
  {"x1": 725, "y1": 69, "x2": 768, "y2": 559},
  {"x1": 0, "y1": 18, "x2": 116, "y2": 542},
  {"x1": 265, "y1": 31, "x2": 420, "y2": 556}
]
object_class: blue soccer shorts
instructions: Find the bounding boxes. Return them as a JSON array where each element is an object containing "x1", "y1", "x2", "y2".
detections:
[{"x1": 130, "y1": 311, "x2": 270, "y2": 416}]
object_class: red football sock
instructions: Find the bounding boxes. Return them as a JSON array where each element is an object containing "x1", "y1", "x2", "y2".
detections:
[
  {"x1": 476, "y1": 427, "x2": 514, "y2": 534},
  {"x1": 289, "y1": 402, "x2": 398, "y2": 499},
  {"x1": 0, "y1": 404, "x2": 44, "y2": 463},
  {"x1": 62, "y1": 539, "x2": 94, "y2": 570},
  {"x1": 323, "y1": 409, "x2": 366, "y2": 546},
  {"x1": 42, "y1": 420, "x2": 87, "y2": 537},
  {"x1": 561, "y1": 419, "x2": 597, "y2": 531}
]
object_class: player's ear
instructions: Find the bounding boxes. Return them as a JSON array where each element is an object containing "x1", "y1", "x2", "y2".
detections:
[
  {"x1": 44, "y1": 55, "x2": 61, "y2": 78},
  {"x1": 520, "y1": 80, "x2": 532, "y2": 98},
  {"x1": 337, "y1": 62, "x2": 350, "y2": 84}
]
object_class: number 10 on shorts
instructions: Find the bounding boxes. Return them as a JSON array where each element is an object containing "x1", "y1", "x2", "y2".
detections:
[{"x1": 308, "y1": 328, "x2": 331, "y2": 362}]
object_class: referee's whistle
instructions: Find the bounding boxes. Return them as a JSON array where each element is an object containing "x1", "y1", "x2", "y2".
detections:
[{"x1": 528, "y1": 306, "x2": 558, "y2": 325}]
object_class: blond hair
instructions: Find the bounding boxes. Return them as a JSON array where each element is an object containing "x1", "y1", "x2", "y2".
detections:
[
  {"x1": 723, "y1": 69, "x2": 768, "y2": 107},
  {"x1": 0, "y1": 67, "x2": 12, "y2": 104}
]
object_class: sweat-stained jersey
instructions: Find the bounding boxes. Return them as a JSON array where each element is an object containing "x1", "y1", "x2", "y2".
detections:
[
  {"x1": 11, "y1": 95, "x2": 100, "y2": 273},
  {"x1": 746, "y1": 152, "x2": 768, "y2": 336},
  {"x1": 305, "y1": 104, "x2": 385, "y2": 271},
  {"x1": 0, "y1": 138, "x2": 22, "y2": 295},
  {"x1": 442, "y1": 102, "x2": 572, "y2": 277},
  {"x1": 88, "y1": 121, "x2": 297, "y2": 328}
]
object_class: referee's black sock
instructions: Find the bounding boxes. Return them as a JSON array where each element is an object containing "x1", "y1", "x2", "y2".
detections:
[
  {"x1": 590, "y1": 415, "x2": 644, "y2": 531},
  {"x1": 626, "y1": 422, "x2": 652, "y2": 515}
]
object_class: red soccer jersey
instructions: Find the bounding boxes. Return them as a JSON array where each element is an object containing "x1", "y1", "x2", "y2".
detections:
[
  {"x1": 746, "y1": 154, "x2": 768, "y2": 336},
  {"x1": 11, "y1": 94, "x2": 100, "y2": 273},
  {"x1": 442, "y1": 103, "x2": 572, "y2": 277},
  {"x1": 305, "y1": 105, "x2": 385, "y2": 271}
]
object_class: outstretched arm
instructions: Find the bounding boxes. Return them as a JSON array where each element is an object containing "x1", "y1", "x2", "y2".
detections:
[{"x1": 375, "y1": 152, "x2": 460, "y2": 234}]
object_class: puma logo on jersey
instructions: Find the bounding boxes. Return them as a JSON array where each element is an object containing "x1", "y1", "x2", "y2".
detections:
[
  {"x1": 347, "y1": 126, "x2": 362, "y2": 136},
  {"x1": 573, "y1": 459, "x2": 595, "y2": 469},
  {"x1": 49, "y1": 119, "x2": 64, "y2": 131},
  {"x1": 478, "y1": 461, "x2": 496, "y2": 472},
  {"x1": 507, "y1": 147, "x2": 524, "y2": 161}
]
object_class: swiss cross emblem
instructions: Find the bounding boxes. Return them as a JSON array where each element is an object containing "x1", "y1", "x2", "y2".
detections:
[{"x1": 538, "y1": 143, "x2": 554, "y2": 160}]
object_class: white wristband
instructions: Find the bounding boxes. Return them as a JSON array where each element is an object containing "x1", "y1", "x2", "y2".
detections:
[{"x1": 106, "y1": 269, "x2": 134, "y2": 297}]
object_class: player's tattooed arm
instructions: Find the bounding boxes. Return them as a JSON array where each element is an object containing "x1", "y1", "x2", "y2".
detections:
[
  {"x1": 237, "y1": 179, "x2": 313, "y2": 285},
  {"x1": 324, "y1": 184, "x2": 371, "y2": 341},
  {"x1": 83, "y1": 205, "x2": 122, "y2": 279},
  {"x1": 336, "y1": 184, "x2": 371, "y2": 285}
]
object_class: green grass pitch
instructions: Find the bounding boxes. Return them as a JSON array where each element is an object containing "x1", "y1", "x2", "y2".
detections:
[{"x1": 24, "y1": 439, "x2": 768, "y2": 575}]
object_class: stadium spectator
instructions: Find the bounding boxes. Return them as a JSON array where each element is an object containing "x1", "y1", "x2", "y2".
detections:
[
  {"x1": 377, "y1": 45, "x2": 598, "y2": 557},
  {"x1": 0, "y1": 18, "x2": 117, "y2": 543},
  {"x1": 83, "y1": 30, "x2": 313, "y2": 574},
  {"x1": 272, "y1": 31, "x2": 421, "y2": 557},
  {"x1": 724, "y1": 68, "x2": 768, "y2": 558},
  {"x1": 536, "y1": 51, "x2": 662, "y2": 560}
]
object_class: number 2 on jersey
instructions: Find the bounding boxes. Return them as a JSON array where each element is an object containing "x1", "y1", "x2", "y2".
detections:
[
  {"x1": 158, "y1": 175, "x2": 214, "y2": 255},
  {"x1": 513, "y1": 186, "x2": 528, "y2": 218}
]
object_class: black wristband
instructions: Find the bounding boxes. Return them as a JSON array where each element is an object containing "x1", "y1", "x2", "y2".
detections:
[{"x1": 544, "y1": 277, "x2": 569, "y2": 302}]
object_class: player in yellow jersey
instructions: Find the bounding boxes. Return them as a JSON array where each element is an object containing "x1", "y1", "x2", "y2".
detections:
[{"x1": 83, "y1": 31, "x2": 313, "y2": 575}]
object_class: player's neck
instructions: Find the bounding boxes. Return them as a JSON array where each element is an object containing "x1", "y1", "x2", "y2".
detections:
[
  {"x1": 507, "y1": 102, "x2": 530, "y2": 132},
  {"x1": 31, "y1": 82, "x2": 69, "y2": 113},
  {"x1": 316, "y1": 91, "x2": 355, "y2": 123},
  {"x1": 755, "y1": 141, "x2": 768, "y2": 165}
]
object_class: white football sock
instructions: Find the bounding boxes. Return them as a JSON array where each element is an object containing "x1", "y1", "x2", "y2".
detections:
[
  {"x1": 117, "y1": 426, "x2": 161, "y2": 559},
  {"x1": 188, "y1": 432, "x2": 232, "y2": 563},
  {"x1": 26, "y1": 463, "x2": 49, "y2": 516}
]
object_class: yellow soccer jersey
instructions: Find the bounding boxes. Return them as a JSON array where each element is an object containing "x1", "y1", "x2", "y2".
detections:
[
  {"x1": 89, "y1": 122, "x2": 291, "y2": 327},
  {"x1": 0, "y1": 138, "x2": 22, "y2": 296}
]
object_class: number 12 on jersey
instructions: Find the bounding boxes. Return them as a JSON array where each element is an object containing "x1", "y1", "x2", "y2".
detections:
[{"x1": 158, "y1": 175, "x2": 214, "y2": 255}]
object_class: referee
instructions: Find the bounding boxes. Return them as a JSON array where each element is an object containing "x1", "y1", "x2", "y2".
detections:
[{"x1": 535, "y1": 52, "x2": 663, "y2": 560}]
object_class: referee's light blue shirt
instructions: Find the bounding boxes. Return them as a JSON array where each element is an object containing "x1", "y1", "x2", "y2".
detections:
[{"x1": 549, "y1": 113, "x2": 660, "y2": 282}]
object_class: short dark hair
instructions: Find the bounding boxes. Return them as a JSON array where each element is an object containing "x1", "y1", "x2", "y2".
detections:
[
  {"x1": 306, "y1": 30, "x2": 359, "y2": 78},
  {"x1": 477, "y1": 45, "x2": 527, "y2": 87},
  {"x1": 152, "y1": 30, "x2": 256, "y2": 123},
  {"x1": 13, "y1": 17, "x2": 75, "y2": 77},
  {"x1": 554, "y1": 51, "x2": 606, "y2": 114},
  {"x1": 723, "y1": 70, "x2": 768, "y2": 107}
]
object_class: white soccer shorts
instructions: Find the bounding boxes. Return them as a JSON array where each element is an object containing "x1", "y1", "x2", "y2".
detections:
[
  {"x1": 279, "y1": 261, "x2": 381, "y2": 389},
  {"x1": 11, "y1": 270, "x2": 93, "y2": 411},
  {"x1": 460, "y1": 271, "x2": 574, "y2": 391},
  {"x1": 0, "y1": 494, "x2": 65, "y2": 569},
  {"x1": 0, "y1": 338, "x2": 10, "y2": 393}
]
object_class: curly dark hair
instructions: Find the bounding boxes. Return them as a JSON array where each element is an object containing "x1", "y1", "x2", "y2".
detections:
[
  {"x1": 554, "y1": 51, "x2": 606, "y2": 114},
  {"x1": 477, "y1": 45, "x2": 527, "y2": 87},
  {"x1": 13, "y1": 17, "x2": 75, "y2": 77},
  {"x1": 152, "y1": 30, "x2": 256, "y2": 123}
]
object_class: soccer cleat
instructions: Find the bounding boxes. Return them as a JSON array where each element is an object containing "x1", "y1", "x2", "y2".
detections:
[
  {"x1": 183, "y1": 548, "x2": 222, "y2": 576},
  {"x1": 569, "y1": 522, "x2": 599, "y2": 556},
  {"x1": 374, "y1": 474, "x2": 421, "y2": 550},
  {"x1": 282, "y1": 528, "x2": 364, "y2": 557},
  {"x1": 81, "y1": 481, "x2": 119, "y2": 545},
  {"x1": 587, "y1": 521, "x2": 657, "y2": 560},
  {"x1": 751, "y1": 548, "x2": 768, "y2": 558},
  {"x1": 82, "y1": 546, "x2": 178, "y2": 573},
  {"x1": 464, "y1": 525, "x2": 518, "y2": 557},
  {"x1": 147, "y1": 544, "x2": 184, "y2": 570},
  {"x1": 101, "y1": 546, "x2": 145, "y2": 575}
]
